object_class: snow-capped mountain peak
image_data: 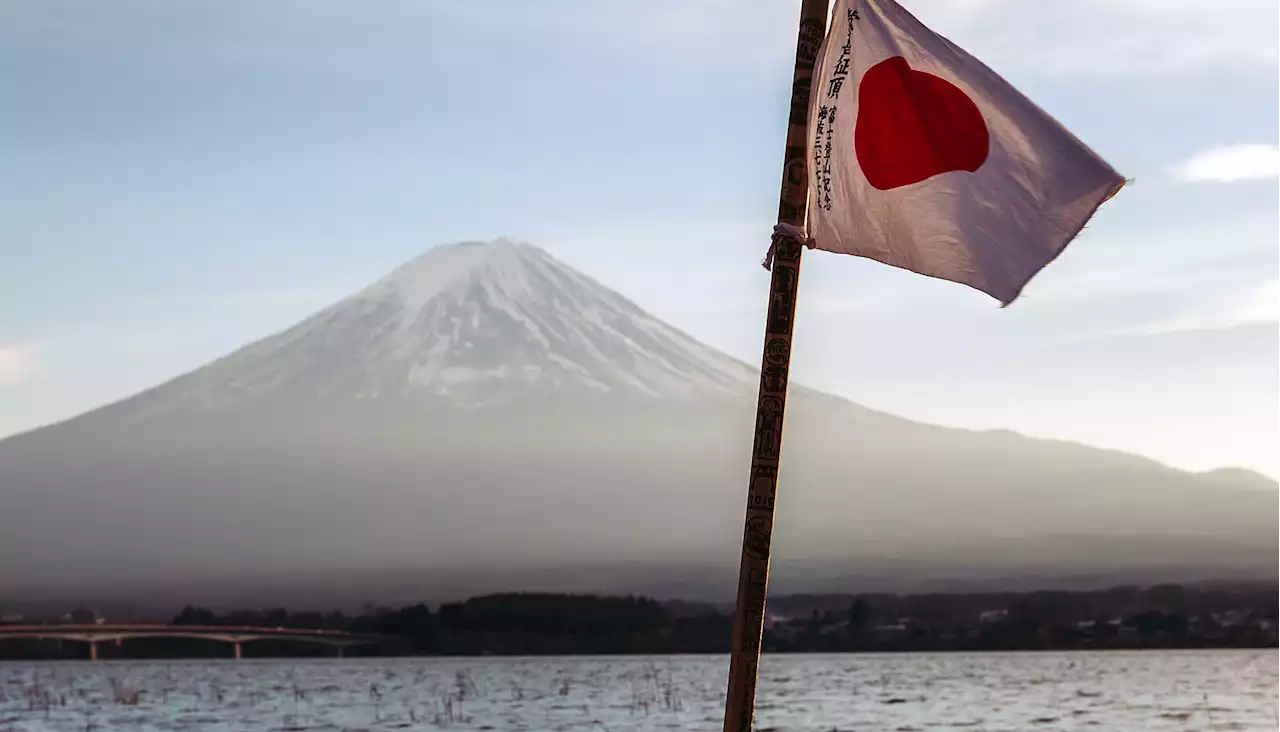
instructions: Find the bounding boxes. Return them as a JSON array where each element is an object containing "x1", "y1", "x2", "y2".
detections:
[
  {"x1": 112, "y1": 239, "x2": 757, "y2": 421},
  {"x1": 355, "y1": 238, "x2": 543, "y2": 315}
]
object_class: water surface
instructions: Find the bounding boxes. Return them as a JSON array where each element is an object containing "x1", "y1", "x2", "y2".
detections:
[{"x1": 2, "y1": 650, "x2": 1274, "y2": 731}]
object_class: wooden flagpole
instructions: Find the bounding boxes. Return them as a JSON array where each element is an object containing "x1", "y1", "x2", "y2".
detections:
[{"x1": 722, "y1": 0, "x2": 829, "y2": 730}]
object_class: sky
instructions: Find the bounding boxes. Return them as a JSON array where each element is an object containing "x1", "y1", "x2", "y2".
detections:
[{"x1": 1, "y1": 0, "x2": 1277, "y2": 478}]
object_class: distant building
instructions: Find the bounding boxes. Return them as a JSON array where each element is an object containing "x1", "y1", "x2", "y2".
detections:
[
  {"x1": 1220, "y1": 610, "x2": 1248, "y2": 628},
  {"x1": 763, "y1": 611, "x2": 791, "y2": 628},
  {"x1": 68, "y1": 607, "x2": 104, "y2": 625},
  {"x1": 873, "y1": 623, "x2": 908, "y2": 637},
  {"x1": 978, "y1": 609, "x2": 1008, "y2": 624}
]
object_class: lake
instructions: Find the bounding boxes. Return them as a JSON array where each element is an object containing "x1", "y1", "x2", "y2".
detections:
[{"x1": 1, "y1": 651, "x2": 1275, "y2": 731}]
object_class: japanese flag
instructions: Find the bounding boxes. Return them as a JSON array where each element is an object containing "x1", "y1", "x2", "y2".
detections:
[{"x1": 806, "y1": 0, "x2": 1125, "y2": 305}]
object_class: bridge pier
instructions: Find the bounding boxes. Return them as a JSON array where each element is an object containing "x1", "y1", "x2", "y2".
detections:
[
  {"x1": 233, "y1": 642, "x2": 242, "y2": 660},
  {"x1": 89, "y1": 641, "x2": 98, "y2": 661},
  {"x1": 337, "y1": 646, "x2": 344, "y2": 659}
]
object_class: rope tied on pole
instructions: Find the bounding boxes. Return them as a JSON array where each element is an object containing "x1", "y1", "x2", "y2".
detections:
[{"x1": 761, "y1": 223, "x2": 814, "y2": 271}]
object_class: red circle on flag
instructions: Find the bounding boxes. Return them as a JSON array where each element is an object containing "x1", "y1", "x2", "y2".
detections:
[{"x1": 855, "y1": 56, "x2": 990, "y2": 191}]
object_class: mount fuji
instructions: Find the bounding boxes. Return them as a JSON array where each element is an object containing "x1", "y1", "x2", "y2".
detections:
[
  {"x1": 102, "y1": 238, "x2": 760, "y2": 420},
  {"x1": 1, "y1": 239, "x2": 1275, "y2": 607}
]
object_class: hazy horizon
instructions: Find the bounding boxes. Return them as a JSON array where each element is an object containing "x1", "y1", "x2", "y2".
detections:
[{"x1": 2, "y1": 238, "x2": 1274, "y2": 599}]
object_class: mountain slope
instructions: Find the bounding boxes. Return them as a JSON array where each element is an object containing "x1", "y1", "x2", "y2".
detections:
[
  {"x1": 103, "y1": 239, "x2": 757, "y2": 424},
  {"x1": 1, "y1": 239, "x2": 1274, "y2": 599}
]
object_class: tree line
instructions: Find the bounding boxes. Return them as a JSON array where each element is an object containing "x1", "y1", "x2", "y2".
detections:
[
  {"x1": 162, "y1": 583, "x2": 1276, "y2": 656},
  {"x1": 172, "y1": 593, "x2": 729, "y2": 655},
  {"x1": 3, "y1": 583, "x2": 1273, "y2": 659}
]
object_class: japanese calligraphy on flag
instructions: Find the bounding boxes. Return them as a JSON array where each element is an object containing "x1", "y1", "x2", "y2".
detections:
[{"x1": 806, "y1": 0, "x2": 1125, "y2": 305}]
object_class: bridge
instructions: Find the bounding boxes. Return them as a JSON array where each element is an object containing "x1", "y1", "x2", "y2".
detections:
[{"x1": 0, "y1": 624, "x2": 384, "y2": 660}]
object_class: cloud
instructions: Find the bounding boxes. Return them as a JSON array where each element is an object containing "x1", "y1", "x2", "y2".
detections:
[
  {"x1": 910, "y1": 0, "x2": 1279, "y2": 76},
  {"x1": 8, "y1": 0, "x2": 1274, "y2": 80},
  {"x1": 460, "y1": 0, "x2": 1279, "y2": 76},
  {"x1": 0, "y1": 346, "x2": 39, "y2": 386},
  {"x1": 1148, "y1": 278, "x2": 1279, "y2": 334},
  {"x1": 1027, "y1": 266, "x2": 1200, "y2": 301},
  {"x1": 545, "y1": 0, "x2": 1279, "y2": 76},
  {"x1": 1171, "y1": 144, "x2": 1280, "y2": 183},
  {"x1": 441, "y1": 0, "x2": 804, "y2": 62},
  {"x1": 2, "y1": 0, "x2": 806, "y2": 77},
  {"x1": 1049, "y1": 278, "x2": 1278, "y2": 343},
  {"x1": 1232, "y1": 281, "x2": 1280, "y2": 323}
]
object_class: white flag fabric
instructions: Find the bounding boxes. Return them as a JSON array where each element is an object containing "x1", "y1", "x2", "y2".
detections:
[{"x1": 806, "y1": 0, "x2": 1125, "y2": 305}]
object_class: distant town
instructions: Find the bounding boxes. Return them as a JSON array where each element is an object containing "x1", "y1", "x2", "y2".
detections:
[{"x1": 1, "y1": 582, "x2": 1274, "y2": 660}]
